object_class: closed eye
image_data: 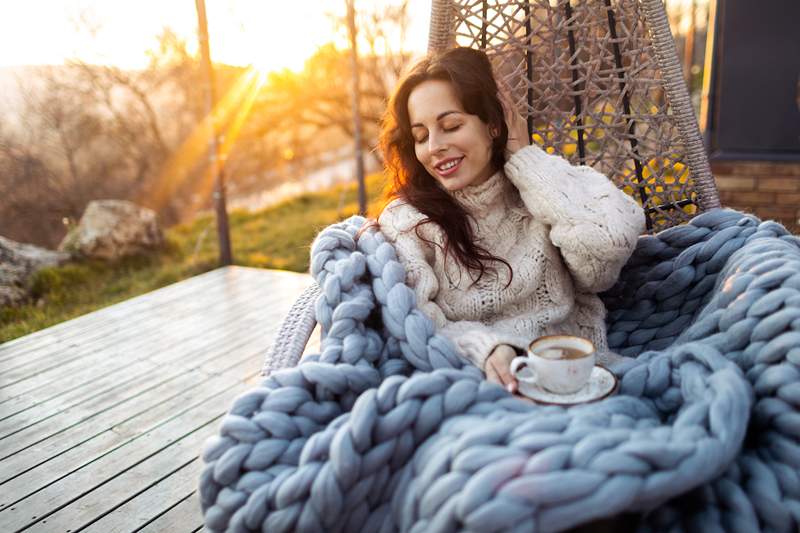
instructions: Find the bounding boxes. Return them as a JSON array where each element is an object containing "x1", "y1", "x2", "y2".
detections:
[{"x1": 414, "y1": 124, "x2": 461, "y2": 144}]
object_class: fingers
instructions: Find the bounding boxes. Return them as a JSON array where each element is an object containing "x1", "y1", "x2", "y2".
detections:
[
  {"x1": 498, "y1": 90, "x2": 519, "y2": 127},
  {"x1": 498, "y1": 93, "x2": 530, "y2": 155},
  {"x1": 499, "y1": 364, "x2": 518, "y2": 394},
  {"x1": 497, "y1": 87, "x2": 513, "y2": 112},
  {"x1": 498, "y1": 92, "x2": 519, "y2": 122},
  {"x1": 500, "y1": 96, "x2": 517, "y2": 127},
  {"x1": 486, "y1": 357, "x2": 518, "y2": 394}
]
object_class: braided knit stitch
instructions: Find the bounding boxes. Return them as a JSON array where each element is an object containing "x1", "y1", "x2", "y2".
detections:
[
  {"x1": 604, "y1": 209, "x2": 800, "y2": 531},
  {"x1": 199, "y1": 209, "x2": 800, "y2": 532}
]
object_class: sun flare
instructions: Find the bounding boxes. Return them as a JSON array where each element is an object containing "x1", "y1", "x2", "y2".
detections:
[{"x1": 209, "y1": 1, "x2": 346, "y2": 74}]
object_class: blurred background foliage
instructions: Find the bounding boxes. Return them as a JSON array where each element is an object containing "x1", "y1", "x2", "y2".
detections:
[{"x1": 0, "y1": 2, "x2": 411, "y2": 249}]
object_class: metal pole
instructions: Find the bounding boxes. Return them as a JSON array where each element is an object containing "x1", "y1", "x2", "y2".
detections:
[
  {"x1": 346, "y1": 0, "x2": 367, "y2": 216},
  {"x1": 195, "y1": 0, "x2": 233, "y2": 266}
]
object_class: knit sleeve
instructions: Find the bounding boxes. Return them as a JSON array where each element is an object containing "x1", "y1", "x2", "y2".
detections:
[
  {"x1": 504, "y1": 144, "x2": 646, "y2": 293},
  {"x1": 378, "y1": 201, "x2": 529, "y2": 370}
]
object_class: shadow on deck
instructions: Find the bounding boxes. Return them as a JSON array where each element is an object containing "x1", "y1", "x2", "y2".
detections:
[{"x1": 0, "y1": 266, "x2": 316, "y2": 532}]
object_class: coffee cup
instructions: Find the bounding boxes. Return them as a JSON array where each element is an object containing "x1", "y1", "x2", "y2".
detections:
[{"x1": 509, "y1": 335, "x2": 596, "y2": 395}]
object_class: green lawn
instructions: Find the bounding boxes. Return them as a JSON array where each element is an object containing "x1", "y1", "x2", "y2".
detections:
[{"x1": 0, "y1": 173, "x2": 387, "y2": 343}]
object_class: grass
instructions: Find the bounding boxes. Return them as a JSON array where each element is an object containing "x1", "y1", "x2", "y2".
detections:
[{"x1": 0, "y1": 173, "x2": 388, "y2": 343}]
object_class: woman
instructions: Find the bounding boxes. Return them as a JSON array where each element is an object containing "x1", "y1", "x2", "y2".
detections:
[{"x1": 376, "y1": 47, "x2": 645, "y2": 394}]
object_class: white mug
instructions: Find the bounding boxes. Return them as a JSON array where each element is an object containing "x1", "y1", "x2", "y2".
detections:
[{"x1": 510, "y1": 335, "x2": 596, "y2": 394}]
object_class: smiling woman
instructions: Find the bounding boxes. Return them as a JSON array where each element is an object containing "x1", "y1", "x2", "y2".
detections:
[
  {"x1": 376, "y1": 46, "x2": 646, "y2": 393},
  {"x1": 408, "y1": 79, "x2": 496, "y2": 193}
]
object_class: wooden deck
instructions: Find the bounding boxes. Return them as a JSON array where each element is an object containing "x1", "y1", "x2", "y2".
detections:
[{"x1": 0, "y1": 266, "x2": 318, "y2": 532}]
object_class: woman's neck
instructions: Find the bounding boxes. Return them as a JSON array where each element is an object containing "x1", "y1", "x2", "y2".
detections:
[{"x1": 450, "y1": 169, "x2": 509, "y2": 217}]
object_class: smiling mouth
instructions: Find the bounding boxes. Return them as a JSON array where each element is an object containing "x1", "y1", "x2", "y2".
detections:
[{"x1": 434, "y1": 157, "x2": 463, "y2": 177}]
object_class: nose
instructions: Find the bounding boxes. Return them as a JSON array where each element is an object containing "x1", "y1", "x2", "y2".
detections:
[{"x1": 428, "y1": 131, "x2": 447, "y2": 155}]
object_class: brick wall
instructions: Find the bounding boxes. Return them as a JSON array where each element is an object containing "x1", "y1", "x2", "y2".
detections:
[{"x1": 711, "y1": 161, "x2": 800, "y2": 235}]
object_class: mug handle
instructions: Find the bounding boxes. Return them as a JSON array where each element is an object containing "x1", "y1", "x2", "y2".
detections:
[{"x1": 509, "y1": 356, "x2": 536, "y2": 381}]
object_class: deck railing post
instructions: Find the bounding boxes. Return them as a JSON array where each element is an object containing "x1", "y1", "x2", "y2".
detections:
[{"x1": 195, "y1": 0, "x2": 234, "y2": 266}]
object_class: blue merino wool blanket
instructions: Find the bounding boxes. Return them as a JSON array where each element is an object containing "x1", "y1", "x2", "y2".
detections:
[{"x1": 199, "y1": 209, "x2": 800, "y2": 532}]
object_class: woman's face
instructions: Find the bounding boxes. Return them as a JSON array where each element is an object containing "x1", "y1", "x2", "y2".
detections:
[{"x1": 407, "y1": 79, "x2": 496, "y2": 192}]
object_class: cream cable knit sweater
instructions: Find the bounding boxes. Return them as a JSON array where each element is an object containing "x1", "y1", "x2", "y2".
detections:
[{"x1": 377, "y1": 144, "x2": 646, "y2": 370}]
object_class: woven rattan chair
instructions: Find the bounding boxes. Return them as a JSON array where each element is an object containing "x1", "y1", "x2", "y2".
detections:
[{"x1": 262, "y1": 0, "x2": 721, "y2": 377}]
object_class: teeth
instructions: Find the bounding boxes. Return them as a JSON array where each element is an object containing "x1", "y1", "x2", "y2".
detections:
[{"x1": 438, "y1": 159, "x2": 460, "y2": 171}]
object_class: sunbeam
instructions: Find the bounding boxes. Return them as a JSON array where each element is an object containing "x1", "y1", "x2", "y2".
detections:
[{"x1": 150, "y1": 67, "x2": 263, "y2": 212}]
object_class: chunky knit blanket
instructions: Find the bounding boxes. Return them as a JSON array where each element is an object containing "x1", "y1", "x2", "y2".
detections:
[{"x1": 199, "y1": 209, "x2": 800, "y2": 532}]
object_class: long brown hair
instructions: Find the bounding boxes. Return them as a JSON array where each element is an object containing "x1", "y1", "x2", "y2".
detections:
[{"x1": 378, "y1": 46, "x2": 512, "y2": 287}]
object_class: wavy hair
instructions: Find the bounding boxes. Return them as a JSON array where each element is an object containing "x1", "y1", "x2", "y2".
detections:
[{"x1": 378, "y1": 46, "x2": 513, "y2": 287}]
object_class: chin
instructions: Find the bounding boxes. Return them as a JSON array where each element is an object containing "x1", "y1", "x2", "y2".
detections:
[
  {"x1": 437, "y1": 178, "x2": 469, "y2": 192},
  {"x1": 431, "y1": 171, "x2": 477, "y2": 193}
]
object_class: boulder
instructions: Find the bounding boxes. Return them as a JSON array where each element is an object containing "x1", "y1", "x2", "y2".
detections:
[
  {"x1": 0, "y1": 236, "x2": 71, "y2": 307},
  {"x1": 59, "y1": 200, "x2": 164, "y2": 260}
]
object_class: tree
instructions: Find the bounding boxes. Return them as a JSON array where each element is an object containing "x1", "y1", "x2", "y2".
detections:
[
  {"x1": 0, "y1": 30, "x2": 212, "y2": 247},
  {"x1": 0, "y1": 65, "x2": 133, "y2": 247},
  {"x1": 239, "y1": 1, "x2": 412, "y2": 160},
  {"x1": 0, "y1": 3, "x2": 414, "y2": 248}
]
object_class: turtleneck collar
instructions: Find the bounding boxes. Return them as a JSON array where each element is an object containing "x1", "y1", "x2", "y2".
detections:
[{"x1": 450, "y1": 169, "x2": 510, "y2": 217}]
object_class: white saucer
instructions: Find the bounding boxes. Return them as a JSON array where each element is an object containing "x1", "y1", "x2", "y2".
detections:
[{"x1": 516, "y1": 365, "x2": 619, "y2": 405}]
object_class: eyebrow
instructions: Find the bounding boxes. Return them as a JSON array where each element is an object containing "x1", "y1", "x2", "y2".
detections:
[{"x1": 410, "y1": 110, "x2": 463, "y2": 129}]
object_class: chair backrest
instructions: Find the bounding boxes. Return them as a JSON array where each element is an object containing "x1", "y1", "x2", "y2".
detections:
[{"x1": 428, "y1": 0, "x2": 721, "y2": 231}]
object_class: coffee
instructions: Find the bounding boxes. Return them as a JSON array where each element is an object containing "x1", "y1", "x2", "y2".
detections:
[
  {"x1": 511, "y1": 335, "x2": 597, "y2": 395},
  {"x1": 539, "y1": 346, "x2": 589, "y2": 360},
  {"x1": 556, "y1": 347, "x2": 589, "y2": 360}
]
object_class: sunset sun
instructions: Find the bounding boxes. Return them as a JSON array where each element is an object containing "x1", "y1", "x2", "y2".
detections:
[{"x1": 208, "y1": 2, "x2": 347, "y2": 74}]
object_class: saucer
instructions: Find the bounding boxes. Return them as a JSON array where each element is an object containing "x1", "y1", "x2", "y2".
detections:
[{"x1": 516, "y1": 365, "x2": 618, "y2": 406}]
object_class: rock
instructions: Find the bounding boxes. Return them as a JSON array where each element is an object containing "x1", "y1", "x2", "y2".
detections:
[
  {"x1": 59, "y1": 200, "x2": 164, "y2": 260},
  {"x1": 0, "y1": 236, "x2": 71, "y2": 307}
]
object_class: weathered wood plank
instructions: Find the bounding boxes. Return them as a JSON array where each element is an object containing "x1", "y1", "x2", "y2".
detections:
[
  {"x1": 0, "y1": 286, "x2": 275, "y2": 436},
  {"x1": 0, "y1": 300, "x2": 271, "y2": 451},
  {"x1": 0, "y1": 266, "x2": 315, "y2": 532},
  {"x1": 0, "y1": 279, "x2": 223, "y2": 375},
  {"x1": 80, "y1": 458, "x2": 203, "y2": 533},
  {"x1": 0, "y1": 269, "x2": 266, "y2": 391},
  {"x1": 0, "y1": 267, "x2": 307, "y2": 378},
  {"x1": 0, "y1": 268, "x2": 308, "y2": 415},
  {"x1": 0, "y1": 313, "x2": 250, "y2": 421},
  {"x1": 0, "y1": 372, "x2": 258, "y2": 531},
  {"x1": 137, "y1": 490, "x2": 203, "y2": 533},
  {"x1": 0, "y1": 342, "x2": 265, "y2": 486},
  {"x1": 0, "y1": 268, "x2": 227, "y2": 362},
  {"x1": 0, "y1": 336, "x2": 253, "y2": 464},
  {"x1": 0, "y1": 359, "x2": 159, "y2": 434},
  {"x1": 0, "y1": 292, "x2": 218, "y2": 385}
]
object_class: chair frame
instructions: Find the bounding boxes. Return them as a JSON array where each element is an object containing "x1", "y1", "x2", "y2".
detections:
[{"x1": 432, "y1": 0, "x2": 720, "y2": 230}]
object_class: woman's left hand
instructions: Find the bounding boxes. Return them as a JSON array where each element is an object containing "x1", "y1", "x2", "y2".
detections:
[{"x1": 500, "y1": 92, "x2": 530, "y2": 155}]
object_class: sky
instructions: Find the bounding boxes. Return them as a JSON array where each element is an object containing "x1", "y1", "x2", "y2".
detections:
[{"x1": 0, "y1": 0, "x2": 431, "y2": 71}]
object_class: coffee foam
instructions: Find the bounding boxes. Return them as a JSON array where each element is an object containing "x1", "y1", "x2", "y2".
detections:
[{"x1": 538, "y1": 348, "x2": 564, "y2": 360}]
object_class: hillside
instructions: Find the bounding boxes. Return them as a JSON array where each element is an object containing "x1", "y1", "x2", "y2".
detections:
[{"x1": 0, "y1": 173, "x2": 388, "y2": 342}]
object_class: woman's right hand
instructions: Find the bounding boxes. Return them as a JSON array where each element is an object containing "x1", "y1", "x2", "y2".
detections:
[{"x1": 484, "y1": 344, "x2": 519, "y2": 393}]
